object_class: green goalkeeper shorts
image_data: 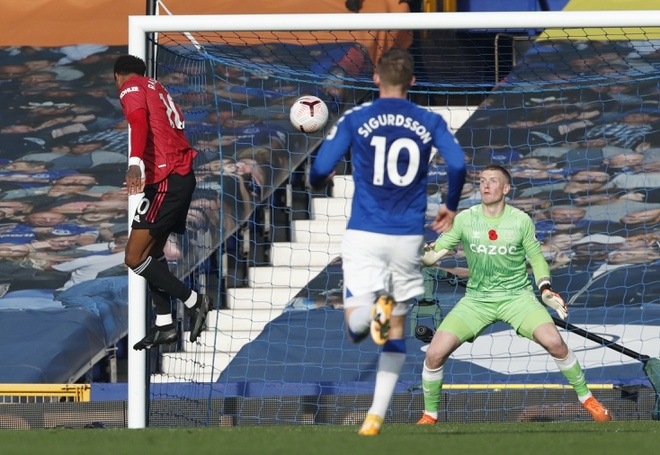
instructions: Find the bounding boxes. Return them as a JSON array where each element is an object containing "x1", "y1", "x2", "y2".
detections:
[{"x1": 437, "y1": 291, "x2": 553, "y2": 342}]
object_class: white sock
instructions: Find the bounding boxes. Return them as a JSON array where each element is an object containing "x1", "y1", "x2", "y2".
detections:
[
  {"x1": 184, "y1": 290, "x2": 198, "y2": 309},
  {"x1": 554, "y1": 350, "x2": 578, "y2": 370},
  {"x1": 367, "y1": 351, "x2": 405, "y2": 418},
  {"x1": 155, "y1": 314, "x2": 173, "y2": 326},
  {"x1": 577, "y1": 393, "x2": 593, "y2": 404},
  {"x1": 348, "y1": 305, "x2": 371, "y2": 335}
]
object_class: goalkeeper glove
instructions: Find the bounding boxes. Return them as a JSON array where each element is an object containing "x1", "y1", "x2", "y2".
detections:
[
  {"x1": 538, "y1": 280, "x2": 568, "y2": 320},
  {"x1": 421, "y1": 244, "x2": 449, "y2": 267}
]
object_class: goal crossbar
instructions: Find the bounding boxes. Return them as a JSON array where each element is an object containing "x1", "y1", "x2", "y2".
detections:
[{"x1": 128, "y1": 10, "x2": 660, "y2": 61}]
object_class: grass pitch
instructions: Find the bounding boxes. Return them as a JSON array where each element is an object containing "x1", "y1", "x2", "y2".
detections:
[{"x1": 0, "y1": 421, "x2": 658, "y2": 455}]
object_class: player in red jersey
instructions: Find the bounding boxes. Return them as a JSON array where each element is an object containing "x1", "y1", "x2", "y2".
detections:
[{"x1": 113, "y1": 54, "x2": 211, "y2": 350}]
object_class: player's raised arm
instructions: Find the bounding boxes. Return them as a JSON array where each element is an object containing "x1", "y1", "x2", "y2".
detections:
[
  {"x1": 430, "y1": 113, "x2": 466, "y2": 232},
  {"x1": 309, "y1": 117, "x2": 350, "y2": 191}
]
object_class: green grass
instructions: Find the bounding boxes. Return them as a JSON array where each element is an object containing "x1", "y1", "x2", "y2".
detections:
[{"x1": 1, "y1": 422, "x2": 659, "y2": 455}]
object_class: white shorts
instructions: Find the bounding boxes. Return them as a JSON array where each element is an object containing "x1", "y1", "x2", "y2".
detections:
[{"x1": 342, "y1": 229, "x2": 424, "y2": 316}]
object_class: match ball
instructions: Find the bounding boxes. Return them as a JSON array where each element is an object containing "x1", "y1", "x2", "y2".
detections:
[{"x1": 289, "y1": 95, "x2": 329, "y2": 133}]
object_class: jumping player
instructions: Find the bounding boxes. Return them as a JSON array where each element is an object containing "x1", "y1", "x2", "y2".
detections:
[{"x1": 114, "y1": 54, "x2": 211, "y2": 350}]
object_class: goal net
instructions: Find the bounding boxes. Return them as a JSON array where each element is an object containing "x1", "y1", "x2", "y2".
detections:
[{"x1": 128, "y1": 10, "x2": 660, "y2": 427}]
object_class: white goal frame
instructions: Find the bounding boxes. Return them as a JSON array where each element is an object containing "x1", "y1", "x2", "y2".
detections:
[{"x1": 126, "y1": 9, "x2": 660, "y2": 429}]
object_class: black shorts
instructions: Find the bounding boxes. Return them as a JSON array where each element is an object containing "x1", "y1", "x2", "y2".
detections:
[{"x1": 131, "y1": 171, "x2": 196, "y2": 239}]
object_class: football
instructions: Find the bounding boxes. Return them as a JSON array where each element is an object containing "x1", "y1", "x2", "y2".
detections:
[{"x1": 289, "y1": 95, "x2": 329, "y2": 133}]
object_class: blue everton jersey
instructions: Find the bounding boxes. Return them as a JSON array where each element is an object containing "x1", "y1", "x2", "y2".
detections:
[{"x1": 310, "y1": 98, "x2": 466, "y2": 235}]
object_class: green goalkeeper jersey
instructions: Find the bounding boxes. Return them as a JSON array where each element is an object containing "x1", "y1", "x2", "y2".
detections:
[{"x1": 435, "y1": 204, "x2": 550, "y2": 298}]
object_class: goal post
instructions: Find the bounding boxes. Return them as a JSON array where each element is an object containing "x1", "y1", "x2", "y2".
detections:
[{"x1": 126, "y1": 10, "x2": 660, "y2": 428}]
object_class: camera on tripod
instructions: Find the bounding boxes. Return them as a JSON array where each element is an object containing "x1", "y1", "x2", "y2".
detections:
[{"x1": 415, "y1": 324, "x2": 435, "y2": 344}]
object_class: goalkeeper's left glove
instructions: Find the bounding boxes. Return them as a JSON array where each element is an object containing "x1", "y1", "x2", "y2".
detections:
[{"x1": 538, "y1": 280, "x2": 568, "y2": 320}]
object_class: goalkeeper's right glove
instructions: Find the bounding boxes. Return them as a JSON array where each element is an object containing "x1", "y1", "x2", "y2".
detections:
[
  {"x1": 421, "y1": 244, "x2": 449, "y2": 267},
  {"x1": 538, "y1": 280, "x2": 568, "y2": 320}
]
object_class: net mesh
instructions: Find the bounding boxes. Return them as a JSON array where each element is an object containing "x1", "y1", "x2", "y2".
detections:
[{"x1": 144, "y1": 24, "x2": 660, "y2": 425}]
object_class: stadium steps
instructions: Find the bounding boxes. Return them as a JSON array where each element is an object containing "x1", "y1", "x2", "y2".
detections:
[
  {"x1": 291, "y1": 219, "x2": 347, "y2": 244},
  {"x1": 248, "y1": 265, "x2": 326, "y2": 288},
  {"x1": 158, "y1": 174, "x2": 354, "y2": 382},
  {"x1": 269, "y1": 242, "x2": 343, "y2": 267}
]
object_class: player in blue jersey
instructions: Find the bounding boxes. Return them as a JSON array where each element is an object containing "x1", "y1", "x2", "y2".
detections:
[{"x1": 309, "y1": 47, "x2": 467, "y2": 436}]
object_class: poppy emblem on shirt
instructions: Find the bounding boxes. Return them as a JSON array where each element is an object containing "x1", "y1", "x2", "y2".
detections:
[{"x1": 488, "y1": 229, "x2": 498, "y2": 241}]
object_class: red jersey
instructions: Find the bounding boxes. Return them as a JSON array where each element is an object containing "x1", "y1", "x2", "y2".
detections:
[{"x1": 118, "y1": 75, "x2": 197, "y2": 184}]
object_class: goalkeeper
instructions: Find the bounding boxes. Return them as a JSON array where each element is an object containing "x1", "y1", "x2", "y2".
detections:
[{"x1": 417, "y1": 164, "x2": 611, "y2": 424}]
